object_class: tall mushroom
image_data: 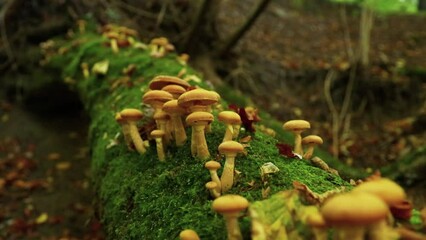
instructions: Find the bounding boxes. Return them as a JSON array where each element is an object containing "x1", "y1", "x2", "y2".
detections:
[
  {"x1": 162, "y1": 100, "x2": 187, "y2": 146},
  {"x1": 218, "y1": 141, "x2": 244, "y2": 193},
  {"x1": 218, "y1": 111, "x2": 242, "y2": 142},
  {"x1": 185, "y1": 111, "x2": 214, "y2": 159},
  {"x1": 150, "y1": 129, "x2": 166, "y2": 162},
  {"x1": 205, "y1": 160, "x2": 221, "y2": 193},
  {"x1": 282, "y1": 120, "x2": 311, "y2": 155},
  {"x1": 302, "y1": 135, "x2": 323, "y2": 160},
  {"x1": 115, "y1": 112, "x2": 132, "y2": 150},
  {"x1": 212, "y1": 194, "x2": 249, "y2": 240},
  {"x1": 119, "y1": 108, "x2": 146, "y2": 154},
  {"x1": 321, "y1": 191, "x2": 389, "y2": 240}
]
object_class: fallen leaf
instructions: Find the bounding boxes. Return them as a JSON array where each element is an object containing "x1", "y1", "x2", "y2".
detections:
[
  {"x1": 47, "y1": 152, "x2": 61, "y2": 161},
  {"x1": 35, "y1": 213, "x2": 48, "y2": 224},
  {"x1": 276, "y1": 143, "x2": 296, "y2": 158},
  {"x1": 56, "y1": 161, "x2": 71, "y2": 170}
]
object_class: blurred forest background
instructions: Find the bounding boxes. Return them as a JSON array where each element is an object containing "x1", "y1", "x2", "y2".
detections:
[{"x1": 0, "y1": 0, "x2": 425, "y2": 238}]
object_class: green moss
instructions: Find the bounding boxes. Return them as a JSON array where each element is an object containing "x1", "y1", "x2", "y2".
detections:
[{"x1": 46, "y1": 25, "x2": 353, "y2": 239}]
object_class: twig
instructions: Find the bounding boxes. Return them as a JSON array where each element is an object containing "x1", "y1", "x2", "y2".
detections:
[
  {"x1": 323, "y1": 69, "x2": 340, "y2": 158},
  {"x1": 215, "y1": 0, "x2": 271, "y2": 56},
  {"x1": 155, "y1": 0, "x2": 170, "y2": 29}
]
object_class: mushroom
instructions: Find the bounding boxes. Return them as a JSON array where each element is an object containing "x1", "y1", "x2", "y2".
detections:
[
  {"x1": 352, "y1": 178, "x2": 407, "y2": 208},
  {"x1": 142, "y1": 90, "x2": 174, "y2": 116},
  {"x1": 306, "y1": 212, "x2": 328, "y2": 240},
  {"x1": 150, "y1": 130, "x2": 166, "y2": 162},
  {"x1": 104, "y1": 32, "x2": 120, "y2": 53},
  {"x1": 153, "y1": 110, "x2": 172, "y2": 145},
  {"x1": 119, "y1": 108, "x2": 147, "y2": 154},
  {"x1": 115, "y1": 112, "x2": 132, "y2": 150},
  {"x1": 282, "y1": 120, "x2": 311, "y2": 155},
  {"x1": 185, "y1": 112, "x2": 214, "y2": 159},
  {"x1": 178, "y1": 88, "x2": 220, "y2": 113},
  {"x1": 149, "y1": 75, "x2": 190, "y2": 91},
  {"x1": 179, "y1": 229, "x2": 200, "y2": 240},
  {"x1": 218, "y1": 111, "x2": 242, "y2": 142},
  {"x1": 205, "y1": 160, "x2": 221, "y2": 192},
  {"x1": 302, "y1": 135, "x2": 323, "y2": 160},
  {"x1": 205, "y1": 181, "x2": 221, "y2": 199},
  {"x1": 162, "y1": 84, "x2": 187, "y2": 99},
  {"x1": 162, "y1": 100, "x2": 187, "y2": 146},
  {"x1": 212, "y1": 194, "x2": 249, "y2": 240},
  {"x1": 218, "y1": 141, "x2": 244, "y2": 193},
  {"x1": 81, "y1": 62, "x2": 90, "y2": 79},
  {"x1": 321, "y1": 191, "x2": 389, "y2": 240}
]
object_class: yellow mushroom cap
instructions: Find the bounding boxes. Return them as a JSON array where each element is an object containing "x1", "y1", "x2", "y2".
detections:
[
  {"x1": 205, "y1": 160, "x2": 221, "y2": 170},
  {"x1": 205, "y1": 181, "x2": 218, "y2": 190},
  {"x1": 218, "y1": 141, "x2": 244, "y2": 155},
  {"x1": 115, "y1": 112, "x2": 126, "y2": 124},
  {"x1": 120, "y1": 108, "x2": 143, "y2": 121},
  {"x1": 218, "y1": 111, "x2": 242, "y2": 125},
  {"x1": 352, "y1": 178, "x2": 407, "y2": 206},
  {"x1": 306, "y1": 212, "x2": 327, "y2": 228},
  {"x1": 162, "y1": 84, "x2": 186, "y2": 96},
  {"x1": 212, "y1": 194, "x2": 249, "y2": 214},
  {"x1": 178, "y1": 89, "x2": 220, "y2": 108},
  {"x1": 321, "y1": 192, "x2": 388, "y2": 225},
  {"x1": 185, "y1": 112, "x2": 214, "y2": 126},
  {"x1": 153, "y1": 111, "x2": 169, "y2": 121},
  {"x1": 150, "y1": 129, "x2": 165, "y2": 138},
  {"x1": 150, "y1": 37, "x2": 169, "y2": 46},
  {"x1": 142, "y1": 90, "x2": 173, "y2": 105},
  {"x1": 179, "y1": 229, "x2": 200, "y2": 240},
  {"x1": 162, "y1": 100, "x2": 186, "y2": 115},
  {"x1": 149, "y1": 75, "x2": 190, "y2": 90},
  {"x1": 302, "y1": 135, "x2": 323, "y2": 145},
  {"x1": 283, "y1": 120, "x2": 311, "y2": 132}
]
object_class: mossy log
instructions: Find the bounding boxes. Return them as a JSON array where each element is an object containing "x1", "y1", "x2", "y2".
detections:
[{"x1": 45, "y1": 23, "x2": 353, "y2": 239}]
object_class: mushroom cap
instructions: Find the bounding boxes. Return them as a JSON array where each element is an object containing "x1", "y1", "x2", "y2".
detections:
[
  {"x1": 306, "y1": 212, "x2": 327, "y2": 228},
  {"x1": 149, "y1": 75, "x2": 190, "y2": 90},
  {"x1": 142, "y1": 90, "x2": 173, "y2": 105},
  {"x1": 162, "y1": 84, "x2": 186, "y2": 96},
  {"x1": 205, "y1": 181, "x2": 218, "y2": 190},
  {"x1": 162, "y1": 100, "x2": 186, "y2": 115},
  {"x1": 218, "y1": 141, "x2": 244, "y2": 155},
  {"x1": 150, "y1": 129, "x2": 165, "y2": 138},
  {"x1": 283, "y1": 120, "x2": 311, "y2": 132},
  {"x1": 321, "y1": 192, "x2": 388, "y2": 226},
  {"x1": 153, "y1": 111, "x2": 169, "y2": 121},
  {"x1": 178, "y1": 89, "x2": 220, "y2": 108},
  {"x1": 115, "y1": 112, "x2": 126, "y2": 124},
  {"x1": 185, "y1": 112, "x2": 214, "y2": 126},
  {"x1": 205, "y1": 160, "x2": 221, "y2": 170},
  {"x1": 212, "y1": 194, "x2": 249, "y2": 214},
  {"x1": 150, "y1": 37, "x2": 169, "y2": 46},
  {"x1": 218, "y1": 111, "x2": 242, "y2": 125},
  {"x1": 120, "y1": 108, "x2": 143, "y2": 121},
  {"x1": 179, "y1": 229, "x2": 200, "y2": 240},
  {"x1": 302, "y1": 135, "x2": 323, "y2": 145},
  {"x1": 352, "y1": 178, "x2": 406, "y2": 206}
]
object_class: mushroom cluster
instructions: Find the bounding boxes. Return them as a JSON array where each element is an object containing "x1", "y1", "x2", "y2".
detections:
[{"x1": 282, "y1": 119, "x2": 323, "y2": 160}]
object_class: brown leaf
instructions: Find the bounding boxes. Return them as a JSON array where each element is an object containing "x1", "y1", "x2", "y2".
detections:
[{"x1": 56, "y1": 161, "x2": 71, "y2": 170}]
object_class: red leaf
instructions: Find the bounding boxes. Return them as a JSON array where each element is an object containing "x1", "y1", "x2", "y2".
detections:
[{"x1": 276, "y1": 143, "x2": 296, "y2": 158}]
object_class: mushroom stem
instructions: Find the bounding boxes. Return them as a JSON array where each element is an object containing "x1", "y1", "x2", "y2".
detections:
[
  {"x1": 171, "y1": 115, "x2": 187, "y2": 146},
  {"x1": 334, "y1": 225, "x2": 364, "y2": 240},
  {"x1": 220, "y1": 154, "x2": 236, "y2": 193},
  {"x1": 294, "y1": 133, "x2": 303, "y2": 155},
  {"x1": 128, "y1": 123, "x2": 146, "y2": 154},
  {"x1": 224, "y1": 214, "x2": 243, "y2": 240},
  {"x1": 155, "y1": 137, "x2": 165, "y2": 161},
  {"x1": 121, "y1": 123, "x2": 133, "y2": 150},
  {"x1": 209, "y1": 170, "x2": 221, "y2": 193},
  {"x1": 111, "y1": 39, "x2": 119, "y2": 53},
  {"x1": 190, "y1": 126, "x2": 197, "y2": 157},
  {"x1": 194, "y1": 125, "x2": 209, "y2": 160},
  {"x1": 223, "y1": 124, "x2": 234, "y2": 142},
  {"x1": 232, "y1": 124, "x2": 240, "y2": 139}
]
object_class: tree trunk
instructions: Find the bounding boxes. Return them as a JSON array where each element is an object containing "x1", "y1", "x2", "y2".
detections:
[{"x1": 358, "y1": 6, "x2": 374, "y2": 68}]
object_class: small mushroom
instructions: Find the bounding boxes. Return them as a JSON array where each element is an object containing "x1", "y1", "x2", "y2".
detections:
[
  {"x1": 212, "y1": 194, "x2": 249, "y2": 240},
  {"x1": 149, "y1": 75, "x2": 190, "y2": 90},
  {"x1": 218, "y1": 111, "x2": 242, "y2": 142},
  {"x1": 142, "y1": 90, "x2": 173, "y2": 116},
  {"x1": 205, "y1": 181, "x2": 221, "y2": 199},
  {"x1": 153, "y1": 111, "x2": 172, "y2": 145},
  {"x1": 179, "y1": 229, "x2": 200, "y2": 240},
  {"x1": 302, "y1": 135, "x2": 323, "y2": 160},
  {"x1": 115, "y1": 112, "x2": 132, "y2": 150},
  {"x1": 162, "y1": 100, "x2": 187, "y2": 146},
  {"x1": 186, "y1": 112, "x2": 214, "y2": 159},
  {"x1": 178, "y1": 88, "x2": 220, "y2": 113},
  {"x1": 162, "y1": 84, "x2": 187, "y2": 99},
  {"x1": 150, "y1": 129, "x2": 166, "y2": 162},
  {"x1": 321, "y1": 191, "x2": 389, "y2": 240},
  {"x1": 120, "y1": 108, "x2": 146, "y2": 154},
  {"x1": 283, "y1": 120, "x2": 311, "y2": 155},
  {"x1": 205, "y1": 160, "x2": 221, "y2": 193},
  {"x1": 218, "y1": 141, "x2": 244, "y2": 193}
]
